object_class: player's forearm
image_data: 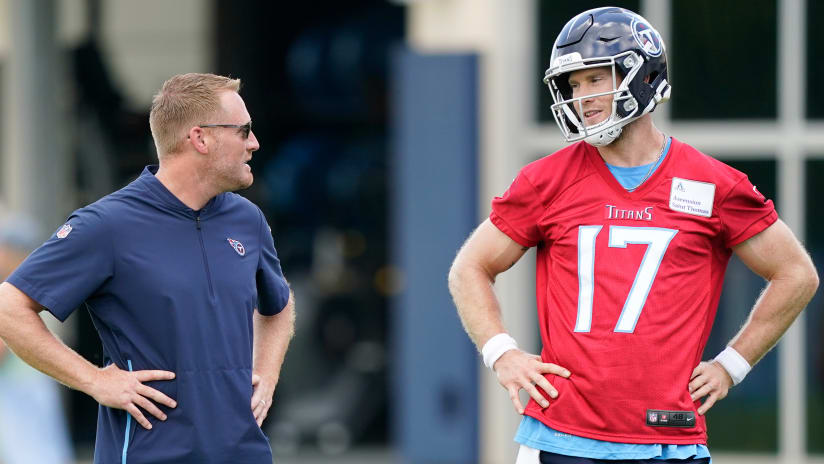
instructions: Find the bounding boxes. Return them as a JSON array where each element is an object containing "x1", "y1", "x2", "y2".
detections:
[
  {"x1": 448, "y1": 258, "x2": 507, "y2": 351},
  {"x1": 0, "y1": 285, "x2": 99, "y2": 394},
  {"x1": 252, "y1": 291, "x2": 295, "y2": 385},
  {"x1": 729, "y1": 262, "x2": 818, "y2": 366}
]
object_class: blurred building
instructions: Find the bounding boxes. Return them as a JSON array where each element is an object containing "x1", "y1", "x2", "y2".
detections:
[
  {"x1": 401, "y1": 0, "x2": 824, "y2": 463},
  {"x1": 0, "y1": 0, "x2": 822, "y2": 463},
  {"x1": 0, "y1": 0, "x2": 402, "y2": 462}
]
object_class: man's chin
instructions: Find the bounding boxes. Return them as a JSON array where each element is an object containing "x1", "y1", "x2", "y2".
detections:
[
  {"x1": 226, "y1": 174, "x2": 254, "y2": 192},
  {"x1": 584, "y1": 117, "x2": 609, "y2": 128},
  {"x1": 237, "y1": 175, "x2": 254, "y2": 191}
]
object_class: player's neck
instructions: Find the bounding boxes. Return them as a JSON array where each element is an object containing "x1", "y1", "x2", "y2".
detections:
[
  {"x1": 596, "y1": 118, "x2": 665, "y2": 168},
  {"x1": 155, "y1": 156, "x2": 219, "y2": 211}
]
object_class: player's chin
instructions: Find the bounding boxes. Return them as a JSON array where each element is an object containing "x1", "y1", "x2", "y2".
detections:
[{"x1": 584, "y1": 115, "x2": 609, "y2": 128}]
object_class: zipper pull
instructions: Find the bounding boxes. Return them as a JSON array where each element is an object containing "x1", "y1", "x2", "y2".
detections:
[{"x1": 196, "y1": 215, "x2": 201, "y2": 230}]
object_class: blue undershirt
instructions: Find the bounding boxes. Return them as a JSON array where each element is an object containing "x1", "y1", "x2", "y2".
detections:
[
  {"x1": 515, "y1": 416, "x2": 711, "y2": 461},
  {"x1": 514, "y1": 137, "x2": 710, "y2": 462},
  {"x1": 606, "y1": 136, "x2": 671, "y2": 190}
]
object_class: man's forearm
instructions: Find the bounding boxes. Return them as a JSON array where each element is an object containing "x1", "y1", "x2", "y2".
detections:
[
  {"x1": 729, "y1": 265, "x2": 818, "y2": 366},
  {"x1": 253, "y1": 291, "x2": 295, "y2": 384},
  {"x1": 448, "y1": 260, "x2": 508, "y2": 351},
  {"x1": 0, "y1": 283, "x2": 99, "y2": 394}
]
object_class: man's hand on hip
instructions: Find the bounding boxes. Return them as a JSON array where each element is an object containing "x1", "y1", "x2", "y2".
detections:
[
  {"x1": 251, "y1": 373, "x2": 276, "y2": 427},
  {"x1": 90, "y1": 364, "x2": 177, "y2": 430},
  {"x1": 494, "y1": 349, "x2": 571, "y2": 414},
  {"x1": 689, "y1": 361, "x2": 733, "y2": 415}
]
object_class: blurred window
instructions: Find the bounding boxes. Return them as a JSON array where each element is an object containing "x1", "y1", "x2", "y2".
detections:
[
  {"x1": 805, "y1": 158, "x2": 824, "y2": 454},
  {"x1": 670, "y1": 0, "x2": 777, "y2": 120},
  {"x1": 807, "y1": 1, "x2": 824, "y2": 119}
]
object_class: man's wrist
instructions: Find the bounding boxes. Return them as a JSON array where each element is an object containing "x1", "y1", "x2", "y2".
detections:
[
  {"x1": 713, "y1": 346, "x2": 751, "y2": 386},
  {"x1": 481, "y1": 333, "x2": 518, "y2": 370}
]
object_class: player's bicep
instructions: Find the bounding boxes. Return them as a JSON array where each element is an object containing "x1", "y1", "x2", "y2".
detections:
[
  {"x1": 732, "y1": 219, "x2": 812, "y2": 281},
  {"x1": 455, "y1": 219, "x2": 529, "y2": 279}
]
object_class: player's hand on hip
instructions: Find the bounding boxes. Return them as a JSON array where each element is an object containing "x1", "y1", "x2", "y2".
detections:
[
  {"x1": 689, "y1": 361, "x2": 733, "y2": 415},
  {"x1": 251, "y1": 373, "x2": 276, "y2": 427},
  {"x1": 91, "y1": 364, "x2": 177, "y2": 430},
  {"x1": 493, "y1": 349, "x2": 571, "y2": 415}
]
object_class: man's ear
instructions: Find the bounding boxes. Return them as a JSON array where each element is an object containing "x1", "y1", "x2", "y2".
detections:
[{"x1": 187, "y1": 126, "x2": 210, "y2": 154}]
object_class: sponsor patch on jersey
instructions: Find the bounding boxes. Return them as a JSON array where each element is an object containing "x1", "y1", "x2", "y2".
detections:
[
  {"x1": 646, "y1": 409, "x2": 695, "y2": 428},
  {"x1": 227, "y1": 238, "x2": 245, "y2": 256},
  {"x1": 56, "y1": 224, "x2": 72, "y2": 239},
  {"x1": 669, "y1": 177, "x2": 715, "y2": 217}
]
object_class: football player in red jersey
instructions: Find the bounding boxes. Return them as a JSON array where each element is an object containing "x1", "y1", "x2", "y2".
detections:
[{"x1": 448, "y1": 7, "x2": 818, "y2": 464}]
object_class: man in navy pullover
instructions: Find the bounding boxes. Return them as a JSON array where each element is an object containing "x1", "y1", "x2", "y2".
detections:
[{"x1": 0, "y1": 73, "x2": 295, "y2": 463}]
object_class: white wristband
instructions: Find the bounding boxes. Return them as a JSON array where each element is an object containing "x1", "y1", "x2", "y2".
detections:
[
  {"x1": 713, "y1": 346, "x2": 751, "y2": 386},
  {"x1": 482, "y1": 333, "x2": 518, "y2": 370}
]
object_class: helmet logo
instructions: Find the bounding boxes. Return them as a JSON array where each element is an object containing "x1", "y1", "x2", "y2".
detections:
[{"x1": 631, "y1": 18, "x2": 662, "y2": 57}]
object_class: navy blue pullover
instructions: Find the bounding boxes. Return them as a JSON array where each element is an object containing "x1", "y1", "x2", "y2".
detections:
[{"x1": 8, "y1": 166, "x2": 290, "y2": 463}]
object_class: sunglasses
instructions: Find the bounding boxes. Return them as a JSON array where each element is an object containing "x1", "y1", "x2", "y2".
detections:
[{"x1": 199, "y1": 121, "x2": 252, "y2": 139}]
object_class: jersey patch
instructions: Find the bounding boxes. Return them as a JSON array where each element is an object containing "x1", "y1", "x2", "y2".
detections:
[
  {"x1": 669, "y1": 177, "x2": 715, "y2": 217},
  {"x1": 646, "y1": 409, "x2": 695, "y2": 428},
  {"x1": 227, "y1": 238, "x2": 245, "y2": 256},
  {"x1": 56, "y1": 224, "x2": 72, "y2": 239}
]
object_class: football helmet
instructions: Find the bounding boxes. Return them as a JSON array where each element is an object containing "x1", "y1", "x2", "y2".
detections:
[{"x1": 544, "y1": 7, "x2": 671, "y2": 146}]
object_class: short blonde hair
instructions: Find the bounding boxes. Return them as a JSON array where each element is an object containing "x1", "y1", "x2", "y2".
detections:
[{"x1": 149, "y1": 73, "x2": 241, "y2": 157}]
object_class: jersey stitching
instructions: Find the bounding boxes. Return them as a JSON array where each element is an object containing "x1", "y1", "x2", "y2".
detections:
[
  {"x1": 531, "y1": 170, "x2": 601, "y2": 225},
  {"x1": 715, "y1": 175, "x2": 753, "y2": 241},
  {"x1": 257, "y1": 208, "x2": 264, "y2": 273}
]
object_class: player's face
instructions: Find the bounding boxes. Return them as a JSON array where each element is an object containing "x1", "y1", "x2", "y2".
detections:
[
  {"x1": 567, "y1": 67, "x2": 623, "y2": 127},
  {"x1": 207, "y1": 91, "x2": 259, "y2": 192}
]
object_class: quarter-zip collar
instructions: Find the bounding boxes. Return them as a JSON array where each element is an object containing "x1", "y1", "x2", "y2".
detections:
[{"x1": 138, "y1": 165, "x2": 224, "y2": 217}]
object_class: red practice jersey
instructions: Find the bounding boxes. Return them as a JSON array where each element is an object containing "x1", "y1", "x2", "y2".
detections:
[{"x1": 490, "y1": 138, "x2": 777, "y2": 444}]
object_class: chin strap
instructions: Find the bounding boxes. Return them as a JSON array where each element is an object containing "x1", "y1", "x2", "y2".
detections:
[{"x1": 585, "y1": 126, "x2": 622, "y2": 147}]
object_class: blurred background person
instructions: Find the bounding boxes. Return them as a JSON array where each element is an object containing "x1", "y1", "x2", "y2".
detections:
[{"x1": 0, "y1": 212, "x2": 73, "y2": 464}]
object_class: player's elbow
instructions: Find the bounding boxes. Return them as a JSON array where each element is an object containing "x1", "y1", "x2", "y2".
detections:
[
  {"x1": 801, "y1": 260, "x2": 819, "y2": 301},
  {"x1": 447, "y1": 251, "x2": 483, "y2": 300},
  {"x1": 787, "y1": 256, "x2": 819, "y2": 305},
  {"x1": 447, "y1": 255, "x2": 465, "y2": 299},
  {"x1": 0, "y1": 283, "x2": 27, "y2": 341}
]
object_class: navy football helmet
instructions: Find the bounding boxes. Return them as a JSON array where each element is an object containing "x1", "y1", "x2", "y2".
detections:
[{"x1": 544, "y1": 7, "x2": 671, "y2": 146}]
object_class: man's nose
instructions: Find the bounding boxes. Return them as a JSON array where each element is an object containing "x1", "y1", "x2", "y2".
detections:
[{"x1": 248, "y1": 131, "x2": 260, "y2": 151}]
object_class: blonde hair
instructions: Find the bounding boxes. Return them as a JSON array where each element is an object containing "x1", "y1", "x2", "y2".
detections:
[{"x1": 149, "y1": 73, "x2": 241, "y2": 157}]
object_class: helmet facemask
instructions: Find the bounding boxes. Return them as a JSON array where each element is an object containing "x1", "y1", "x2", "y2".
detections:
[{"x1": 545, "y1": 51, "x2": 645, "y2": 147}]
